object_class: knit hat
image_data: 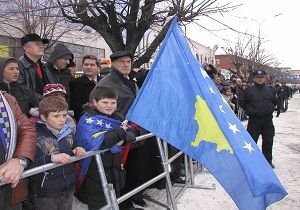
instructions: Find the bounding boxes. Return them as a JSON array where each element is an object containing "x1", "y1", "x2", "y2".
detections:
[{"x1": 43, "y1": 83, "x2": 67, "y2": 97}]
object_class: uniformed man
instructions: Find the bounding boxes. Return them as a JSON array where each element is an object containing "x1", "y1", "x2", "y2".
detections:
[{"x1": 239, "y1": 70, "x2": 277, "y2": 168}]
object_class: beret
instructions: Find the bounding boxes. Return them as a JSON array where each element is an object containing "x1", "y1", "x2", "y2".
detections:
[{"x1": 110, "y1": 51, "x2": 133, "y2": 62}]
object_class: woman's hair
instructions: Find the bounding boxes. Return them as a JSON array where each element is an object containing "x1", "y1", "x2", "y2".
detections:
[{"x1": 39, "y1": 96, "x2": 68, "y2": 118}]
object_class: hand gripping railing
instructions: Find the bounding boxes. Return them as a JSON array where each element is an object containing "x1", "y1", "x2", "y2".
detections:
[{"x1": 0, "y1": 132, "x2": 213, "y2": 210}]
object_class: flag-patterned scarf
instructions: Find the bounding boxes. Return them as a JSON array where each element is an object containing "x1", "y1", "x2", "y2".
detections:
[{"x1": 76, "y1": 113, "x2": 123, "y2": 188}]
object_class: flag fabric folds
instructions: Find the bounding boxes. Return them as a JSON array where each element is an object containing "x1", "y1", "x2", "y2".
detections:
[
  {"x1": 76, "y1": 114, "x2": 122, "y2": 187},
  {"x1": 126, "y1": 18, "x2": 287, "y2": 210}
]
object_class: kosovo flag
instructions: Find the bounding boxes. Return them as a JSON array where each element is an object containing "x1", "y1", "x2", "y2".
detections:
[
  {"x1": 126, "y1": 18, "x2": 287, "y2": 210},
  {"x1": 76, "y1": 113, "x2": 122, "y2": 187}
]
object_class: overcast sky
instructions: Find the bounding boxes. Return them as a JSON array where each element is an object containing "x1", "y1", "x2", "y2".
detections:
[{"x1": 186, "y1": 0, "x2": 300, "y2": 70}]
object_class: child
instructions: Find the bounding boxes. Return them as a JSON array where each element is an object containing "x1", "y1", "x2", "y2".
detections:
[
  {"x1": 75, "y1": 85, "x2": 136, "y2": 210},
  {"x1": 29, "y1": 97, "x2": 86, "y2": 210},
  {"x1": 30, "y1": 83, "x2": 76, "y2": 133}
]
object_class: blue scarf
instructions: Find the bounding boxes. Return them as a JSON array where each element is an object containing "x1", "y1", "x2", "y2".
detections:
[{"x1": 76, "y1": 113, "x2": 123, "y2": 186}]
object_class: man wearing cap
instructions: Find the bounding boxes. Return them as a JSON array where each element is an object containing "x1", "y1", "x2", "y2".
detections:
[
  {"x1": 239, "y1": 70, "x2": 277, "y2": 168},
  {"x1": 18, "y1": 33, "x2": 53, "y2": 95},
  {"x1": 97, "y1": 51, "x2": 137, "y2": 116},
  {"x1": 69, "y1": 55, "x2": 101, "y2": 121},
  {"x1": 45, "y1": 43, "x2": 74, "y2": 97}
]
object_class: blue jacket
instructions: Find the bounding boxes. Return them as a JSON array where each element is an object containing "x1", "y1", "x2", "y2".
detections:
[{"x1": 29, "y1": 121, "x2": 76, "y2": 198}]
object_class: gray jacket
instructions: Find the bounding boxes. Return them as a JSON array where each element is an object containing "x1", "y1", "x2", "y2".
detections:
[{"x1": 97, "y1": 68, "x2": 138, "y2": 116}]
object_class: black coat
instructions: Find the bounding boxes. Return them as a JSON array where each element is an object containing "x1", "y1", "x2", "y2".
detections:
[
  {"x1": 240, "y1": 83, "x2": 277, "y2": 117},
  {"x1": 18, "y1": 55, "x2": 53, "y2": 95},
  {"x1": 75, "y1": 107, "x2": 135, "y2": 209},
  {"x1": 0, "y1": 82, "x2": 40, "y2": 117},
  {"x1": 45, "y1": 63, "x2": 72, "y2": 96},
  {"x1": 69, "y1": 74, "x2": 100, "y2": 121},
  {"x1": 0, "y1": 57, "x2": 41, "y2": 117}
]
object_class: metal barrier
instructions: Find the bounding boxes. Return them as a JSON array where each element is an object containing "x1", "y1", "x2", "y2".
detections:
[{"x1": 0, "y1": 133, "x2": 216, "y2": 209}]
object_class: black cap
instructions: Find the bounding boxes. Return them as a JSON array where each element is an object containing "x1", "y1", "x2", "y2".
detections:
[
  {"x1": 252, "y1": 70, "x2": 267, "y2": 77},
  {"x1": 110, "y1": 51, "x2": 132, "y2": 62},
  {"x1": 21, "y1": 33, "x2": 49, "y2": 46}
]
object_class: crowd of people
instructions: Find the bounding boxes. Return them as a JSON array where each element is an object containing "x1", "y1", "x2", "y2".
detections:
[
  {"x1": 204, "y1": 63, "x2": 297, "y2": 169},
  {"x1": 0, "y1": 32, "x2": 298, "y2": 210}
]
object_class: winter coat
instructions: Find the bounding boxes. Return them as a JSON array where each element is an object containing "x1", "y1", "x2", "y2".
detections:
[
  {"x1": 45, "y1": 43, "x2": 74, "y2": 97},
  {"x1": 75, "y1": 107, "x2": 136, "y2": 209},
  {"x1": 0, "y1": 92, "x2": 36, "y2": 204},
  {"x1": 18, "y1": 54, "x2": 53, "y2": 95},
  {"x1": 69, "y1": 74, "x2": 100, "y2": 121},
  {"x1": 97, "y1": 68, "x2": 138, "y2": 116},
  {"x1": 240, "y1": 83, "x2": 277, "y2": 117},
  {"x1": 29, "y1": 122, "x2": 76, "y2": 198}
]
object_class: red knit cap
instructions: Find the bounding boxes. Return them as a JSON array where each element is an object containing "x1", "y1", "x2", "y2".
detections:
[{"x1": 43, "y1": 83, "x2": 67, "y2": 97}]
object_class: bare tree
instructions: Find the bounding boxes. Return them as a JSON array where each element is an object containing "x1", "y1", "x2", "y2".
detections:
[
  {"x1": 222, "y1": 27, "x2": 280, "y2": 80},
  {"x1": 0, "y1": 0, "x2": 82, "y2": 49},
  {"x1": 58, "y1": 0, "x2": 240, "y2": 67}
]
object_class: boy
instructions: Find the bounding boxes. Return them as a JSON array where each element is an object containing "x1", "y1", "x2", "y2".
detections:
[
  {"x1": 75, "y1": 85, "x2": 136, "y2": 210},
  {"x1": 30, "y1": 83, "x2": 76, "y2": 133},
  {"x1": 29, "y1": 97, "x2": 86, "y2": 210}
]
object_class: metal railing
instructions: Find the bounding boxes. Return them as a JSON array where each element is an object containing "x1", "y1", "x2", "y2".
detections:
[{"x1": 0, "y1": 133, "x2": 214, "y2": 210}]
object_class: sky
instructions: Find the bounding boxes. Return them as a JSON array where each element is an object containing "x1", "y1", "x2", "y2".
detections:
[{"x1": 186, "y1": 0, "x2": 300, "y2": 70}]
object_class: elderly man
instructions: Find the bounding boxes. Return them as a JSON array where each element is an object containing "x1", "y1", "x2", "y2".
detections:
[
  {"x1": 18, "y1": 33, "x2": 53, "y2": 95},
  {"x1": 0, "y1": 92, "x2": 36, "y2": 210},
  {"x1": 97, "y1": 51, "x2": 137, "y2": 116},
  {"x1": 239, "y1": 70, "x2": 277, "y2": 168}
]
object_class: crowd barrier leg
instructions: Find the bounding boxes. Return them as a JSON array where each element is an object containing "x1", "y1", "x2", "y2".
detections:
[
  {"x1": 173, "y1": 155, "x2": 215, "y2": 200},
  {"x1": 156, "y1": 137, "x2": 178, "y2": 210},
  {"x1": 94, "y1": 153, "x2": 119, "y2": 210}
]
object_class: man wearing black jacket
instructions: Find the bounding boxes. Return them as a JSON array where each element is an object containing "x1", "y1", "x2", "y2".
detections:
[
  {"x1": 239, "y1": 70, "x2": 277, "y2": 168},
  {"x1": 45, "y1": 43, "x2": 73, "y2": 97},
  {"x1": 18, "y1": 33, "x2": 53, "y2": 95}
]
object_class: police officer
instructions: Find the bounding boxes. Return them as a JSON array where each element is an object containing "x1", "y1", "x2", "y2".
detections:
[{"x1": 240, "y1": 70, "x2": 277, "y2": 168}]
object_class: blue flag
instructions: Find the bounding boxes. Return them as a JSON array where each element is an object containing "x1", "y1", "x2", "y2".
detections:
[
  {"x1": 126, "y1": 18, "x2": 287, "y2": 210},
  {"x1": 76, "y1": 113, "x2": 122, "y2": 186}
]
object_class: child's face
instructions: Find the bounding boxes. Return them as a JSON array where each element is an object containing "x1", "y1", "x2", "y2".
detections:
[
  {"x1": 3, "y1": 62, "x2": 19, "y2": 83},
  {"x1": 92, "y1": 98, "x2": 117, "y2": 115},
  {"x1": 41, "y1": 110, "x2": 68, "y2": 130}
]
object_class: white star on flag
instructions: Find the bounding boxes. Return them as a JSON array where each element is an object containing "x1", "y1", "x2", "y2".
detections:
[
  {"x1": 228, "y1": 122, "x2": 239, "y2": 134},
  {"x1": 97, "y1": 119, "x2": 104, "y2": 126},
  {"x1": 105, "y1": 123, "x2": 112, "y2": 129},
  {"x1": 86, "y1": 117, "x2": 94, "y2": 124},
  {"x1": 200, "y1": 68, "x2": 210, "y2": 78},
  {"x1": 209, "y1": 87, "x2": 215, "y2": 94},
  {"x1": 219, "y1": 105, "x2": 225, "y2": 113},
  {"x1": 242, "y1": 141, "x2": 255, "y2": 154}
]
